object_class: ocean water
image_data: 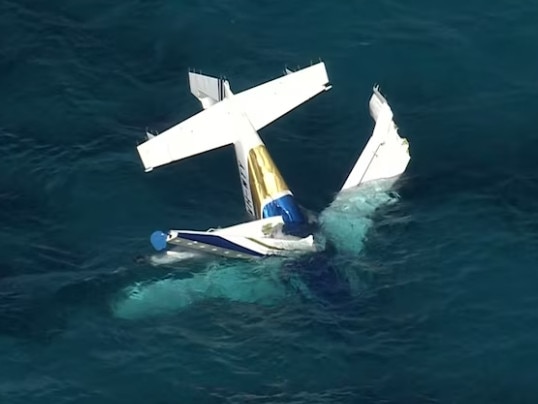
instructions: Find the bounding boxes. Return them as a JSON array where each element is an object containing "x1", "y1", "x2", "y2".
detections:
[{"x1": 2, "y1": 0, "x2": 538, "y2": 402}]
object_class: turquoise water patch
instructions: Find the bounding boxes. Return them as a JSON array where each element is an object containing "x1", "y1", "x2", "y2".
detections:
[{"x1": 112, "y1": 259, "x2": 292, "y2": 319}]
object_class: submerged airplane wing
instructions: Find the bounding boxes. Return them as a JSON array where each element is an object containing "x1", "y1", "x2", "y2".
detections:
[{"x1": 189, "y1": 61, "x2": 331, "y2": 130}]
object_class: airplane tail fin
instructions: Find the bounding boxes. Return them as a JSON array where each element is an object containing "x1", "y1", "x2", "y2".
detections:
[{"x1": 188, "y1": 71, "x2": 229, "y2": 109}]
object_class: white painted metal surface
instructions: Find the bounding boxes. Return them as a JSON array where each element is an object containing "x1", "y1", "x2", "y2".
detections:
[
  {"x1": 138, "y1": 64, "x2": 410, "y2": 259},
  {"x1": 340, "y1": 86, "x2": 410, "y2": 191}
]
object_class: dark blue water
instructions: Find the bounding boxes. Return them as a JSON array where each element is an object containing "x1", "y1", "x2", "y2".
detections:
[{"x1": 2, "y1": 0, "x2": 538, "y2": 402}]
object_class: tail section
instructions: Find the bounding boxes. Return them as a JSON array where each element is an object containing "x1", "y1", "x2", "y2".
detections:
[
  {"x1": 138, "y1": 88, "x2": 306, "y2": 228},
  {"x1": 187, "y1": 61, "x2": 331, "y2": 130},
  {"x1": 234, "y1": 61, "x2": 331, "y2": 131},
  {"x1": 138, "y1": 62, "x2": 328, "y2": 226},
  {"x1": 188, "y1": 71, "x2": 229, "y2": 109},
  {"x1": 137, "y1": 98, "x2": 238, "y2": 172}
]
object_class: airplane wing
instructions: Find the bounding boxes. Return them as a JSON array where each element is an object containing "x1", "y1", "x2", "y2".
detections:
[
  {"x1": 137, "y1": 98, "x2": 240, "y2": 172},
  {"x1": 189, "y1": 61, "x2": 331, "y2": 130},
  {"x1": 340, "y1": 87, "x2": 410, "y2": 191},
  {"x1": 340, "y1": 102, "x2": 394, "y2": 190}
]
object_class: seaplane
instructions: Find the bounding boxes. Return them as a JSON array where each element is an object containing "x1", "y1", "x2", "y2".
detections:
[{"x1": 136, "y1": 61, "x2": 410, "y2": 260}]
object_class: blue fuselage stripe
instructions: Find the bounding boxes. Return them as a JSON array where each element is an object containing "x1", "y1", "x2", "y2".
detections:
[{"x1": 262, "y1": 194, "x2": 306, "y2": 225}]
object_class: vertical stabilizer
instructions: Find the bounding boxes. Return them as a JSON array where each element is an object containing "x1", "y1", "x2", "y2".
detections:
[{"x1": 188, "y1": 71, "x2": 229, "y2": 109}]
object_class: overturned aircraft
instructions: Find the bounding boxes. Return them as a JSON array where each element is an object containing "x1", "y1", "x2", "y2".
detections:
[{"x1": 136, "y1": 61, "x2": 410, "y2": 260}]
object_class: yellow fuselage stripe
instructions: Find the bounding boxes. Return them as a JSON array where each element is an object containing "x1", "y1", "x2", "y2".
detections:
[{"x1": 247, "y1": 145, "x2": 290, "y2": 219}]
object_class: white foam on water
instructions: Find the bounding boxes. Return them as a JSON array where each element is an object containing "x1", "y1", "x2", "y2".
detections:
[
  {"x1": 319, "y1": 179, "x2": 399, "y2": 254},
  {"x1": 317, "y1": 179, "x2": 401, "y2": 294},
  {"x1": 111, "y1": 259, "x2": 290, "y2": 319},
  {"x1": 147, "y1": 250, "x2": 202, "y2": 266}
]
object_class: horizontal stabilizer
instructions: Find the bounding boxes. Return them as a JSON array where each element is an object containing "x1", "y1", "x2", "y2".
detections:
[
  {"x1": 136, "y1": 94, "x2": 270, "y2": 172},
  {"x1": 234, "y1": 61, "x2": 331, "y2": 130},
  {"x1": 137, "y1": 99, "x2": 241, "y2": 171},
  {"x1": 138, "y1": 62, "x2": 332, "y2": 172}
]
